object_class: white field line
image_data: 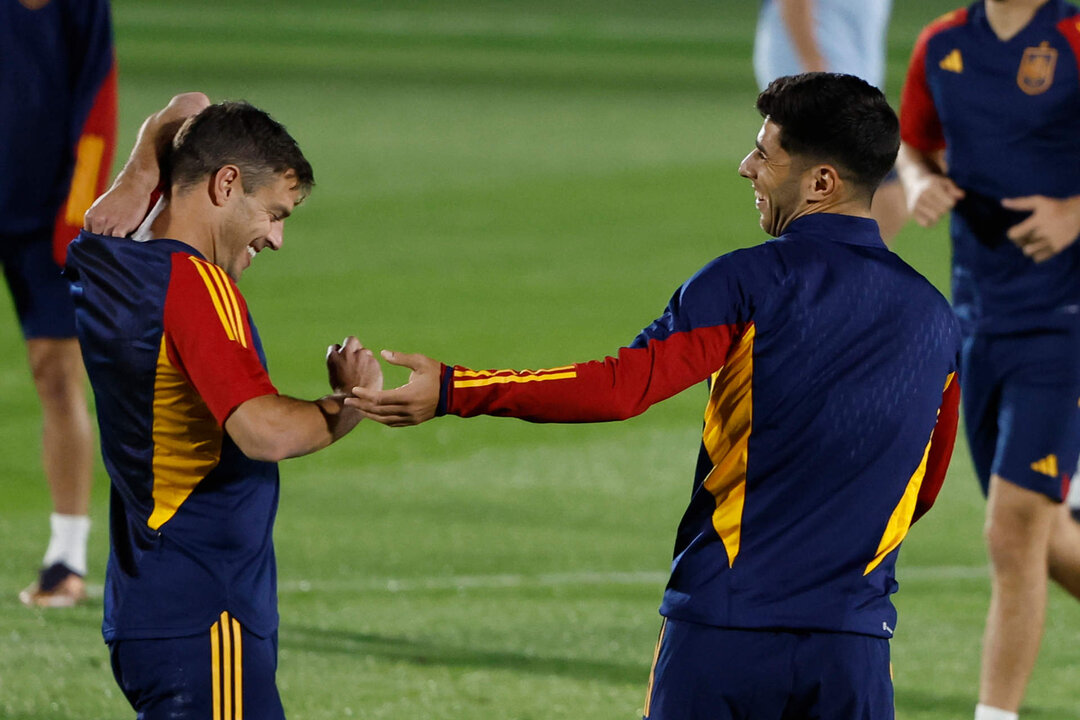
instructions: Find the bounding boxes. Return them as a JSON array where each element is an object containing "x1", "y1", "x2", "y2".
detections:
[{"x1": 83, "y1": 565, "x2": 987, "y2": 599}]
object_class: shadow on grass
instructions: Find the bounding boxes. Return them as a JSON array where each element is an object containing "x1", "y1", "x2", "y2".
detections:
[{"x1": 283, "y1": 624, "x2": 647, "y2": 685}]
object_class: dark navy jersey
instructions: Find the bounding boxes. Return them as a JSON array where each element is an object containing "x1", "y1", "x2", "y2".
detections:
[
  {"x1": 435, "y1": 214, "x2": 962, "y2": 639},
  {"x1": 0, "y1": 0, "x2": 117, "y2": 257},
  {"x1": 66, "y1": 231, "x2": 281, "y2": 641},
  {"x1": 901, "y1": 0, "x2": 1080, "y2": 335}
]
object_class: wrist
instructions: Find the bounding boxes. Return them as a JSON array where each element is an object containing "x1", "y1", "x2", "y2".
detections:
[
  {"x1": 114, "y1": 163, "x2": 159, "y2": 195},
  {"x1": 1065, "y1": 194, "x2": 1080, "y2": 224}
]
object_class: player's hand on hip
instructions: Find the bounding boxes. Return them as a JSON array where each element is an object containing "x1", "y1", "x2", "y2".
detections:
[
  {"x1": 1002, "y1": 194, "x2": 1080, "y2": 263},
  {"x1": 345, "y1": 350, "x2": 441, "y2": 427},
  {"x1": 327, "y1": 337, "x2": 382, "y2": 396},
  {"x1": 84, "y1": 180, "x2": 156, "y2": 237},
  {"x1": 907, "y1": 174, "x2": 964, "y2": 228}
]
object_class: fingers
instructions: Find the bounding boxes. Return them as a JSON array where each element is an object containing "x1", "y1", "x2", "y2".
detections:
[
  {"x1": 380, "y1": 349, "x2": 431, "y2": 372},
  {"x1": 1001, "y1": 195, "x2": 1039, "y2": 211},
  {"x1": 349, "y1": 386, "x2": 410, "y2": 408},
  {"x1": 1006, "y1": 216, "x2": 1038, "y2": 243},
  {"x1": 943, "y1": 180, "x2": 965, "y2": 201},
  {"x1": 910, "y1": 176, "x2": 964, "y2": 228},
  {"x1": 83, "y1": 188, "x2": 141, "y2": 236},
  {"x1": 911, "y1": 205, "x2": 943, "y2": 228},
  {"x1": 344, "y1": 394, "x2": 421, "y2": 427},
  {"x1": 1019, "y1": 239, "x2": 1054, "y2": 263},
  {"x1": 912, "y1": 200, "x2": 949, "y2": 228}
]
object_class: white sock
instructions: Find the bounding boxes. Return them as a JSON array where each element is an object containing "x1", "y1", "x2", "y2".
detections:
[
  {"x1": 42, "y1": 513, "x2": 90, "y2": 576},
  {"x1": 975, "y1": 704, "x2": 1018, "y2": 720}
]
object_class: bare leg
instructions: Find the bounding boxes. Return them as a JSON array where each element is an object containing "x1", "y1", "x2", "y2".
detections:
[
  {"x1": 871, "y1": 179, "x2": 908, "y2": 244},
  {"x1": 978, "y1": 475, "x2": 1056, "y2": 712},
  {"x1": 27, "y1": 338, "x2": 93, "y2": 519}
]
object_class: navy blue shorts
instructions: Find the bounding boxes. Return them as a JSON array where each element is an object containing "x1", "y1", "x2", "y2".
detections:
[
  {"x1": 643, "y1": 618, "x2": 893, "y2": 720},
  {"x1": 961, "y1": 330, "x2": 1080, "y2": 501},
  {"x1": 109, "y1": 612, "x2": 284, "y2": 720},
  {"x1": 0, "y1": 229, "x2": 77, "y2": 339}
]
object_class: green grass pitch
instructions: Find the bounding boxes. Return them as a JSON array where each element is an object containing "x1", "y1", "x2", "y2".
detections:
[{"x1": 2, "y1": 1, "x2": 1078, "y2": 718}]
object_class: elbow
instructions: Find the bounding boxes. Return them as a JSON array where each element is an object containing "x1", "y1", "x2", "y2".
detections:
[
  {"x1": 609, "y1": 398, "x2": 646, "y2": 422},
  {"x1": 169, "y1": 92, "x2": 211, "y2": 117},
  {"x1": 230, "y1": 430, "x2": 292, "y2": 463}
]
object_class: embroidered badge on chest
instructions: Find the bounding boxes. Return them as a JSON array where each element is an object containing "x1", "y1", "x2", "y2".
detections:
[{"x1": 1017, "y1": 41, "x2": 1058, "y2": 95}]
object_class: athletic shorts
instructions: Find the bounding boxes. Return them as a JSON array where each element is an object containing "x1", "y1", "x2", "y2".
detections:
[
  {"x1": 109, "y1": 611, "x2": 284, "y2": 720},
  {"x1": 752, "y1": 0, "x2": 893, "y2": 91},
  {"x1": 0, "y1": 229, "x2": 77, "y2": 339},
  {"x1": 961, "y1": 329, "x2": 1080, "y2": 502},
  {"x1": 643, "y1": 618, "x2": 893, "y2": 720}
]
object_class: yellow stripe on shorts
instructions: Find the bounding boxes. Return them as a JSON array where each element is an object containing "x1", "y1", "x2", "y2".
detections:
[{"x1": 210, "y1": 611, "x2": 244, "y2": 720}]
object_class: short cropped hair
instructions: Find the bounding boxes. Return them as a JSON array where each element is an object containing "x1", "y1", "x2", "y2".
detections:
[
  {"x1": 756, "y1": 73, "x2": 899, "y2": 195},
  {"x1": 168, "y1": 101, "x2": 315, "y2": 197}
]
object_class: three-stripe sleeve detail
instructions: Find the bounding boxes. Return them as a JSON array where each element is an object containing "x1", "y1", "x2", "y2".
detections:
[
  {"x1": 188, "y1": 257, "x2": 248, "y2": 348},
  {"x1": 210, "y1": 611, "x2": 244, "y2": 720}
]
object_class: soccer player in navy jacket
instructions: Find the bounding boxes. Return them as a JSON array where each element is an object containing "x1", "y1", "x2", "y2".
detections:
[
  {"x1": 898, "y1": 2, "x2": 1080, "y2": 717},
  {"x1": 352, "y1": 73, "x2": 962, "y2": 720}
]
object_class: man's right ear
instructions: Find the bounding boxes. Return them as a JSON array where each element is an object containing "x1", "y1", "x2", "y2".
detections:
[{"x1": 208, "y1": 165, "x2": 241, "y2": 207}]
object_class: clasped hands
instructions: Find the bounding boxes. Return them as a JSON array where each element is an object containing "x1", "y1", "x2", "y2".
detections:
[{"x1": 327, "y1": 339, "x2": 442, "y2": 427}]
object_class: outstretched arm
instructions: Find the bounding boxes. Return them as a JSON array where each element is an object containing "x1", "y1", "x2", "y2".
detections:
[
  {"x1": 83, "y1": 91, "x2": 210, "y2": 236},
  {"x1": 349, "y1": 321, "x2": 746, "y2": 427},
  {"x1": 226, "y1": 337, "x2": 383, "y2": 462}
]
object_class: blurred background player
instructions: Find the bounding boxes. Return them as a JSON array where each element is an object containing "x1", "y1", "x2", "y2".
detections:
[
  {"x1": 753, "y1": 0, "x2": 908, "y2": 241},
  {"x1": 896, "y1": 1, "x2": 1080, "y2": 718},
  {"x1": 351, "y1": 73, "x2": 961, "y2": 720},
  {"x1": 2, "y1": 0, "x2": 117, "y2": 607}
]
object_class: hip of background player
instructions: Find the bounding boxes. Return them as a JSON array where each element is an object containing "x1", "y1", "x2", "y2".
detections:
[{"x1": 752, "y1": 0, "x2": 892, "y2": 91}]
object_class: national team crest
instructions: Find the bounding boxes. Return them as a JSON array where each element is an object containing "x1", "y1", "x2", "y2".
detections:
[{"x1": 1017, "y1": 41, "x2": 1057, "y2": 95}]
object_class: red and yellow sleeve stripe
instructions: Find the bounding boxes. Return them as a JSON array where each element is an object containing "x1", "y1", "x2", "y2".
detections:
[
  {"x1": 451, "y1": 366, "x2": 577, "y2": 389},
  {"x1": 188, "y1": 257, "x2": 248, "y2": 348}
]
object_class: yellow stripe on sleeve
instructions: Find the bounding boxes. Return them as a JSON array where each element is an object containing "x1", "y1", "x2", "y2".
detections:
[
  {"x1": 208, "y1": 264, "x2": 247, "y2": 349},
  {"x1": 63, "y1": 135, "x2": 106, "y2": 225},
  {"x1": 207, "y1": 263, "x2": 247, "y2": 349},
  {"x1": 454, "y1": 366, "x2": 575, "y2": 379},
  {"x1": 454, "y1": 371, "x2": 577, "y2": 389},
  {"x1": 188, "y1": 257, "x2": 237, "y2": 343}
]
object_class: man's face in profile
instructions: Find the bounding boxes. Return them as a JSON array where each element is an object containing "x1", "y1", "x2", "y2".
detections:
[{"x1": 738, "y1": 118, "x2": 805, "y2": 237}]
